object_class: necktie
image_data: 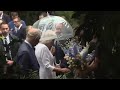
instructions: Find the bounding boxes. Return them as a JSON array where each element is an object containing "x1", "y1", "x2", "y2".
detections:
[
  {"x1": 4, "y1": 37, "x2": 9, "y2": 52},
  {"x1": 4, "y1": 38, "x2": 12, "y2": 60},
  {"x1": 4, "y1": 38, "x2": 8, "y2": 45}
]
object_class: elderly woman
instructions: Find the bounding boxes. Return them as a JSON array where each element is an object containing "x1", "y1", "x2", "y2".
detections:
[{"x1": 35, "y1": 30, "x2": 70, "y2": 79}]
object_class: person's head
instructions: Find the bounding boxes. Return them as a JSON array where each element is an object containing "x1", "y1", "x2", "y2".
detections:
[
  {"x1": 39, "y1": 12, "x2": 47, "y2": 20},
  {"x1": 39, "y1": 15, "x2": 44, "y2": 20},
  {"x1": 11, "y1": 12, "x2": 18, "y2": 19},
  {"x1": 47, "y1": 11, "x2": 55, "y2": 15},
  {"x1": 55, "y1": 23, "x2": 63, "y2": 35},
  {"x1": 26, "y1": 28, "x2": 42, "y2": 47},
  {"x1": 13, "y1": 17, "x2": 21, "y2": 27},
  {"x1": 40, "y1": 30, "x2": 57, "y2": 49},
  {"x1": 0, "y1": 22, "x2": 9, "y2": 37}
]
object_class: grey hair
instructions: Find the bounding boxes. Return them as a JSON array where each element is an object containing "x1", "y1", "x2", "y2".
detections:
[{"x1": 26, "y1": 28, "x2": 42, "y2": 40}]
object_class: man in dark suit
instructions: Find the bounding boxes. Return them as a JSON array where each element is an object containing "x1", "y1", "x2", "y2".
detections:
[
  {"x1": 0, "y1": 11, "x2": 11, "y2": 24},
  {"x1": 16, "y1": 27, "x2": 41, "y2": 79},
  {"x1": 11, "y1": 17, "x2": 26, "y2": 42},
  {"x1": 8, "y1": 12, "x2": 26, "y2": 31},
  {"x1": 0, "y1": 22, "x2": 21, "y2": 78}
]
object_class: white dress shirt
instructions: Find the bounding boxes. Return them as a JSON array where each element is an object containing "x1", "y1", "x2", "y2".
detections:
[
  {"x1": 24, "y1": 40, "x2": 33, "y2": 49},
  {"x1": 3, "y1": 34, "x2": 10, "y2": 44},
  {"x1": 3, "y1": 34, "x2": 12, "y2": 60},
  {"x1": 35, "y1": 43, "x2": 56, "y2": 79}
]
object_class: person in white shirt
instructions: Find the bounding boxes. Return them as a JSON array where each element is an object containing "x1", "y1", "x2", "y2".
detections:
[{"x1": 35, "y1": 30, "x2": 70, "y2": 79}]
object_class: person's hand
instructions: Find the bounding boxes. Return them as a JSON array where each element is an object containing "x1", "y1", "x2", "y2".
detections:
[
  {"x1": 6, "y1": 60, "x2": 14, "y2": 66},
  {"x1": 61, "y1": 68, "x2": 71, "y2": 73},
  {"x1": 55, "y1": 60, "x2": 61, "y2": 68},
  {"x1": 50, "y1": 46, "x2": 56, "y2": 55},
  {"x1": 56, "y1": 64, "x2": 60, "y2": 68}
]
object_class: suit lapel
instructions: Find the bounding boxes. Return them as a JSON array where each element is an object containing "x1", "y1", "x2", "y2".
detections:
[
  {"x1": 9, "y1": 34, "x2": 16, "y2": 44},
  {"x1": 9, "y1": 34, "x2": 12, "y2": 42}
]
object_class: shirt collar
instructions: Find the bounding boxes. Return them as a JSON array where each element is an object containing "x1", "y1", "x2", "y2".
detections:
[
  {"x1": 24, "y1": 40, "x2": 33, "y2": 49},
  {"x1": 6, "y1": 34, "x2": 9, "y2": 39},
  {"x1": 18, "y1": 24, "x2": 22, "y2": 30},
  {"x1": 2, "y1": 34, "x2": 9, "y2": 39}
]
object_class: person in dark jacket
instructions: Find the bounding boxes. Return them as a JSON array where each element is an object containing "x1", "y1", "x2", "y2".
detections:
[
  {"x1": 16, "y1": 27, "x2": 41, "y2": 78},
  {"x1": 8, "y1": 12, "x2": 26, "y2": 31},
  {"x1": 11, "y1": 17, "x2": 26, "y2": 42},
  {"x1": 0, "y1": 22, "x2": 21, "y2": 78},
  {"x1": 0, "y1": 11, "x2": 11, "y2": 24}
]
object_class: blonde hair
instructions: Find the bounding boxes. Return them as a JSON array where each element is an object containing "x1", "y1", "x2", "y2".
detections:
[{"x1": 40, "y1": 30, "x2": 57, "y2": 43}]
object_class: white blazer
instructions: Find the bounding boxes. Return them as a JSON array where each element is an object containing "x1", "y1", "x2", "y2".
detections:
[{"x1": 35, "y1": 43, "x2": 56, "y2": 79}]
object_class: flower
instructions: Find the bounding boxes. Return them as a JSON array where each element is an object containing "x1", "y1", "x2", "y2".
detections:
[{"x1": 58, "y1": 37, "x2": 95, "y2": 79}]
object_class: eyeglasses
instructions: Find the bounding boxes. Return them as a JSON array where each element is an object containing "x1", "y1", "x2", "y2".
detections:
[{"x1": 14, "y1": 21, "x2": 19, "y2": 23}]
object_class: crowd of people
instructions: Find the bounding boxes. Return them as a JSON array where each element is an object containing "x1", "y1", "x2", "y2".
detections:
[{"x1": 0, "y1": 11, "x2": 103, "y2": 79}]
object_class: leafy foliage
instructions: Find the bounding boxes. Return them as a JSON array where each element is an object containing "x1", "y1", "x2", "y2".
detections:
[
  {"x1": 72, "y1": 11, "x2": 120, "y2": 78},
  {"x1": 55, "y1": 11, "x2": 79, "y2": 29}
]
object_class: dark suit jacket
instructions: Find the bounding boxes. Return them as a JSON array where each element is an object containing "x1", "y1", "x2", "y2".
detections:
[
  {"x1": 2, "y1": 14, "x2": 11, "y2": 23},
  {"x1": 9, "y1": 34, "x2": 21, "y2": 60},
  {"x1": 54, "y1": 42, "x2": 69, "y2": 68},
  {"x1": 17, "y1": 42, "x2": 39, "y2": 73},
  {"x1": 8, "y1": 20, "x2": 26, "y2": 31},
  {"x1": 0, "y1": 34, "x2": 21, "y2": 66},
  {"x1": 11, "y1": 27, "x2": 26, "y2": 42}
]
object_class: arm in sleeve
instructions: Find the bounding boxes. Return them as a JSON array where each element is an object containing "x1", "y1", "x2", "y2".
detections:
[
  {"x1": 17, "y1": 51, "x2": 30, "y2": 71},
  {"x1": 41, "y1": 47, "x2": 55, "y2": 71}
]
